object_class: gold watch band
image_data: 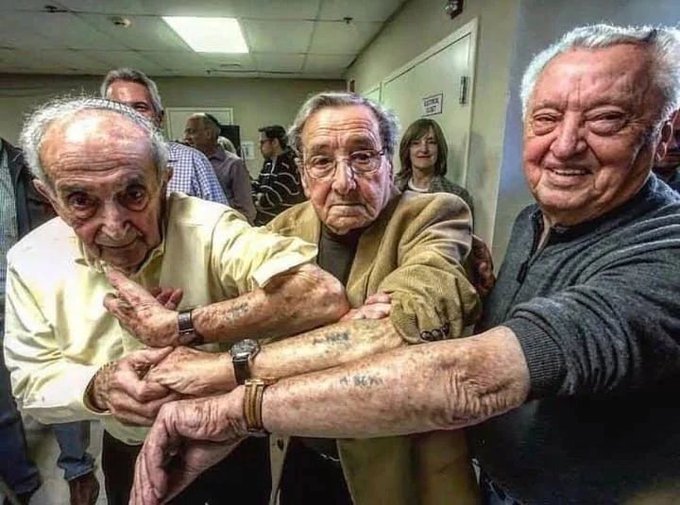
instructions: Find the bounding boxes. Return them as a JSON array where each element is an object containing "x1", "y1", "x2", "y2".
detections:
[{"x1": 243, "y1": 378, "x2": 274, "y2": 436}]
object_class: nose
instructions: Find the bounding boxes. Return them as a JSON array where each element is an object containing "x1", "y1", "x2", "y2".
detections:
[
  {"x1": 551, "y1": 115, "x2": 587, "y2": 159},
  {"x1": 99, "y1": 201, "x2": 130, "y2": 240},
  {"x1": 330, "y1": 160, "x2": 357, "y2": 195}
]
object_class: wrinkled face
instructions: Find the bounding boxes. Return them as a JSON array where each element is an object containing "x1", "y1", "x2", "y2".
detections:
[
  {"x1": 300, "y1": 104, "x2": 394, "y2": 235},
  {"x1": 654, "y1": 113, "x2": 680, "y2": 173},
  {"x1": 184, "y1": 117, "x2": 213, "y2": 154},
  {"x1": 105, "y1": 80, "x2": 163, "y2": 127},
  {"x1": 523, "y1": 45, "x2": 669, "y2": 226},
  {"x1": 409, "y1": 127, "x2": 439, "y2": 172},
  {"x1": 259, "y1": 133, "x2": 275, "y2": 158},
  {"x1": 37, "y1": 111, "x2": 167, "y2": 273}
]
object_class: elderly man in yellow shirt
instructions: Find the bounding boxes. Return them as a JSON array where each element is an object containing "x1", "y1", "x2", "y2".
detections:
[{"x1": 3, "y1": 97, "x2": 348, "y2": 505}]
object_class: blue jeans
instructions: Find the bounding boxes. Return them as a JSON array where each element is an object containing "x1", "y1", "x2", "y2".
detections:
[{"x1": 1, "y1": 330, "x2": 94, "y2": 494}]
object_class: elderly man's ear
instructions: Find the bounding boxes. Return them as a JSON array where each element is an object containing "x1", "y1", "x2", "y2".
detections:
[
  {"x1": 655, "y1": 109, "x2": 680, "y2": 163},
  {"x1": 296, "y1": 158, "x2": 312, "y2": 199},
  {"x1": 33, "y1": 179, "x2": 59, "y2": 210},
  {"x1": 655, "y1": 119, "x2": 674, "y2": 163}
]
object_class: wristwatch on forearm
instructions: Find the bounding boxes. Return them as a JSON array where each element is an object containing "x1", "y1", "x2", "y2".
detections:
[
  {"x1": 229, "y1": 339, "x2": 261, "y2": 385},
  {"x1": 177, "y1": 309, "x2": 204, "y2": 346}
]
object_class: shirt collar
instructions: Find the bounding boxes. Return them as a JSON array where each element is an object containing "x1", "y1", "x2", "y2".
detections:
[{"x1": 530, "y1": 174, "x2": 660, "y2": 242}]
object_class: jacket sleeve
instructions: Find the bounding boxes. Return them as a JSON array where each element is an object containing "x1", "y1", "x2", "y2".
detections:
[{"x1": 377, "y1": 195, "x2": 481, "y2": 344}]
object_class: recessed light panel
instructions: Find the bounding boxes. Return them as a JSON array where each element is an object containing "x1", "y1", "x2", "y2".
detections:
[{"x1": 163, "y1": 16, "x2": 249, "y2": 53}]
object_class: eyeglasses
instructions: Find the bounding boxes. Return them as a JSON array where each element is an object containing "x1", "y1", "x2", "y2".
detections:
[{"x1": 303, "y1": 149, "x2": 385, "y2": 180}]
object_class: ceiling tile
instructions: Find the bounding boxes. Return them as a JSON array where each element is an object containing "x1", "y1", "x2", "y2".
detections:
[
  {"x1": 253, "y1": 53, "x2": 304, "y2": 73},
  {"x1": 303, "y1": 53, "x2": 355, "y2": 74},
  {"x1": 308, "y1": 20, "x2": 382, "y2": 54},
  {"x1": 319, "y1": 0, "x2": 406, "y2": 22},
  {"x1": 77, "y1": 14, "x2": 190, "y2": 51},
  {"x1": 0, "y1": 0, "x2": 403, "y2": 78},
  {"x1": 243, "y1": 19, "x2": 314, "y2": 53},
  {"x1": 0, "y1": 12, "x2": 120, "y2": 50}
]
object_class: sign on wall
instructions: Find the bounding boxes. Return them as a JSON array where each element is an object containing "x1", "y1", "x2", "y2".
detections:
[{"x1": 422, "y1": 93, "x2": 443, "y2": 116}]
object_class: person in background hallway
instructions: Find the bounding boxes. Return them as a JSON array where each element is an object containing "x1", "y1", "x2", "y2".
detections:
[
  {"x1": 0, "y1": 138, "x2": 99, "y2": 505},
  {"x1": 100, "y1": 67, "x2": 228, "y2": 205},
  {"x1": 217, "y1": 135, "x2": 237, "y2": 155},
  {"x1": 253, "y1": 125, "x2": 305, "y2": 225},
  {"x1": 184, "y1": 113, "x2": 256, "y2": 223},
  {"x1": 4, "y1": 97, "x2": 347, "y2": 505},
  {"x1": 129, "y1": 24, "x2": 680, "y2": 505},
  {"x1": 396, "y1": 118, "x2": 474, "y2": 213},
  {"x1": 397, "y1": 118, "x2": 494, "y2": 296},
  {"x1": 652, "y1": 111, "x2": 680, "y2": 191}
]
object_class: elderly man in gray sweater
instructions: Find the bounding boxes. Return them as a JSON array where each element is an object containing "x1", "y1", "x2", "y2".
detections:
[{"x1": 131, "y1": 24, "x2": 680, "y2": 505}]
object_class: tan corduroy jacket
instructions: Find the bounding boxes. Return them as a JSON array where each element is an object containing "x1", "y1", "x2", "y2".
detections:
[{"x1": 265, "y1": 190, "x2": 482, "y2": 505}]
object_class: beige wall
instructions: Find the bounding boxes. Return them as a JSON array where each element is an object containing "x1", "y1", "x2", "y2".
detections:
[
  {"x1": 345, "y1": 0, "x2": 521, "y2": 245},
  {"x1": 0, "y1": 74, "x2": 343, "y2": 176}
]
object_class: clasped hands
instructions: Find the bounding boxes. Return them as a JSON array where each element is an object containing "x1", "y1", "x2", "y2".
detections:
[{"x1": 97, "y1": 269, "x2": 393, "y2": 504}]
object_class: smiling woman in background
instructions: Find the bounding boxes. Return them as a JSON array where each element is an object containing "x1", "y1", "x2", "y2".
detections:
[{"x1": 396, "y1": 118, "x2": 474, "y2": 213}]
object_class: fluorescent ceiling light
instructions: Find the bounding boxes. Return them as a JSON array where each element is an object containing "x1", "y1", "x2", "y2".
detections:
[{"x1": 163, "y1": 16, "x2": 248, "y2": 53}]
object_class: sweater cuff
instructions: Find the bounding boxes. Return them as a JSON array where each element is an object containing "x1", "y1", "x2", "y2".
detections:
[{"x1": 504, "y1": 318, "x2": 566, "y2": 399}]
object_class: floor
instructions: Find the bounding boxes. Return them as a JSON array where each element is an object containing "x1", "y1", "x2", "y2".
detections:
[{"x1": 1, "y1": 416, "x2": 107, "y2": 505}]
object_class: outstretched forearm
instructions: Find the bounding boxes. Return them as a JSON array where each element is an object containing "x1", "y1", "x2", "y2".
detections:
[
  {"x1": 254, "y1": 318, "x2": 404, "y2": 381},
  {"x1": 261, "y1": 326, "x2": 530, "y2": 438},
  {"x1": 147, "y1": 318, "x2": 405, "y2": 396},
  {"x1": 193, "y1": 264, "x2": 349, "y2": 343}
]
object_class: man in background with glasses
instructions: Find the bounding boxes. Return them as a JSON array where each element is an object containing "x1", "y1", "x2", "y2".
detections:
[{"x1": 127, "y1": 92, "x2": 481, "y2": 505}]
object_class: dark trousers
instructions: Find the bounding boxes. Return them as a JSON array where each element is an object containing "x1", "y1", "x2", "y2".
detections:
[
  {"x1": 102, "y1": 431, "x2": 271, "y2": 505},
  {"x1": 279, "y1": 438, "x2": 353, "y2": 505}
]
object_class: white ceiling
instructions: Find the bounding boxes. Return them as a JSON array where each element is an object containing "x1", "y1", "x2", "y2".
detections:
[{"x1": 0, "y1": 0, "x2": 408, "y2": 79}]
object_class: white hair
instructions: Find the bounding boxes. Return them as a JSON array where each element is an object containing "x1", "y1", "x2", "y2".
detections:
[
  {"x1": 20, "y1": 96, "x2": 169, "y2": 185},
  {"x1": 520, "y1": 24, "x2": 680, "y2": 122}
]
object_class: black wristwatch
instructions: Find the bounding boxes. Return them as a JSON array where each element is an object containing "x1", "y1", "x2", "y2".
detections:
[{"x1": 230, "y1": 339, "x2": 261, "y2": 385}]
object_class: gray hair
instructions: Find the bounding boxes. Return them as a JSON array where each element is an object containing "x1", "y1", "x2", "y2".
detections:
[
  {"x1": 100, "y1": 67, "x2": 164, "y2": 118},
  {"x1": 20, "y1": 96, "x2": 169, "y2": 185},
  {"x1": 521, "y1": 24, "x2": 680, "y2": 122},
  {"x1": 288, "y1": 91, "x2": 400, "y2": 159}
]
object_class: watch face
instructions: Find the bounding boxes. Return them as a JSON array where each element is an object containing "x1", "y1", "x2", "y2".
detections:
[{"x1": 231, "y1": 338, "x2": 259, "y2": 359}]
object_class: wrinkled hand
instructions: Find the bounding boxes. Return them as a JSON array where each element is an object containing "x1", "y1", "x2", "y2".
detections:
[
  {"x1": 103, "y1": 269, "x2": 181, "y2": 347},
  {"x1": 146, "y1": 347, "x2": 234, "y2": 396},
  {"x1": 89, "y1": 347, "x2": 180, "y2": 426},
  {"x1": 470, "y1": 235, "x2": 496, "y2": 298},
  {"x1": 340, "y1": 292, "x2": 392, "y2": 321},
  {"x1": 130, "y1": 392, "x2": 247, "y2": 505}
]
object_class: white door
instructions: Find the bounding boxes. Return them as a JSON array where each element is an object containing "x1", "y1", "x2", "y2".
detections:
[{"x1": 380, "y1": 22, "x2": 476, "y2": 187}]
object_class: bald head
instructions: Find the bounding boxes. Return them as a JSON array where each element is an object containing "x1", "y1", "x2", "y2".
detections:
[{"x1": 184, "y1": 113, "x2": 220, "y2": 155}]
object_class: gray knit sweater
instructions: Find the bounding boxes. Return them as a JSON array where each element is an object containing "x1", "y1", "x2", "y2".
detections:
[{"x1": 471, "y1": 175, "x2": 680, "y2": 503}]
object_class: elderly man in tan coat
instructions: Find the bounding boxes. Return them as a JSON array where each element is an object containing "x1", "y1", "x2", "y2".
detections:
[{"x1": 120, "y1": 92, "x2": 480, "y2": 505}]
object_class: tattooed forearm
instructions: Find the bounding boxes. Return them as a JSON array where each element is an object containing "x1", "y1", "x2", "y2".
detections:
[
  {"x1": 226, "y1": 301, "x2": 249, "y2": 320},
  {"x1": 312, "y1": 331, "x2": 351, "y2": 346},
  {"x1": 340, "y1": 374, "x2": 384, "y2": 388}
]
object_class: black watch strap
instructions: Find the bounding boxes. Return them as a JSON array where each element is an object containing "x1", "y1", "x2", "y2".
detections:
[
  {"x1": 233, "y1": 355, "x2": 251, "y2": 385},
  {"x1": 177, "y1": 309, "x2": 203, "y2": 345}
]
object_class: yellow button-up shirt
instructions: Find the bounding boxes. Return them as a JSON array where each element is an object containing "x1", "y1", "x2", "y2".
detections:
[{"x1": 4, "y1": 193, "x2": 316, "y2": 444}]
